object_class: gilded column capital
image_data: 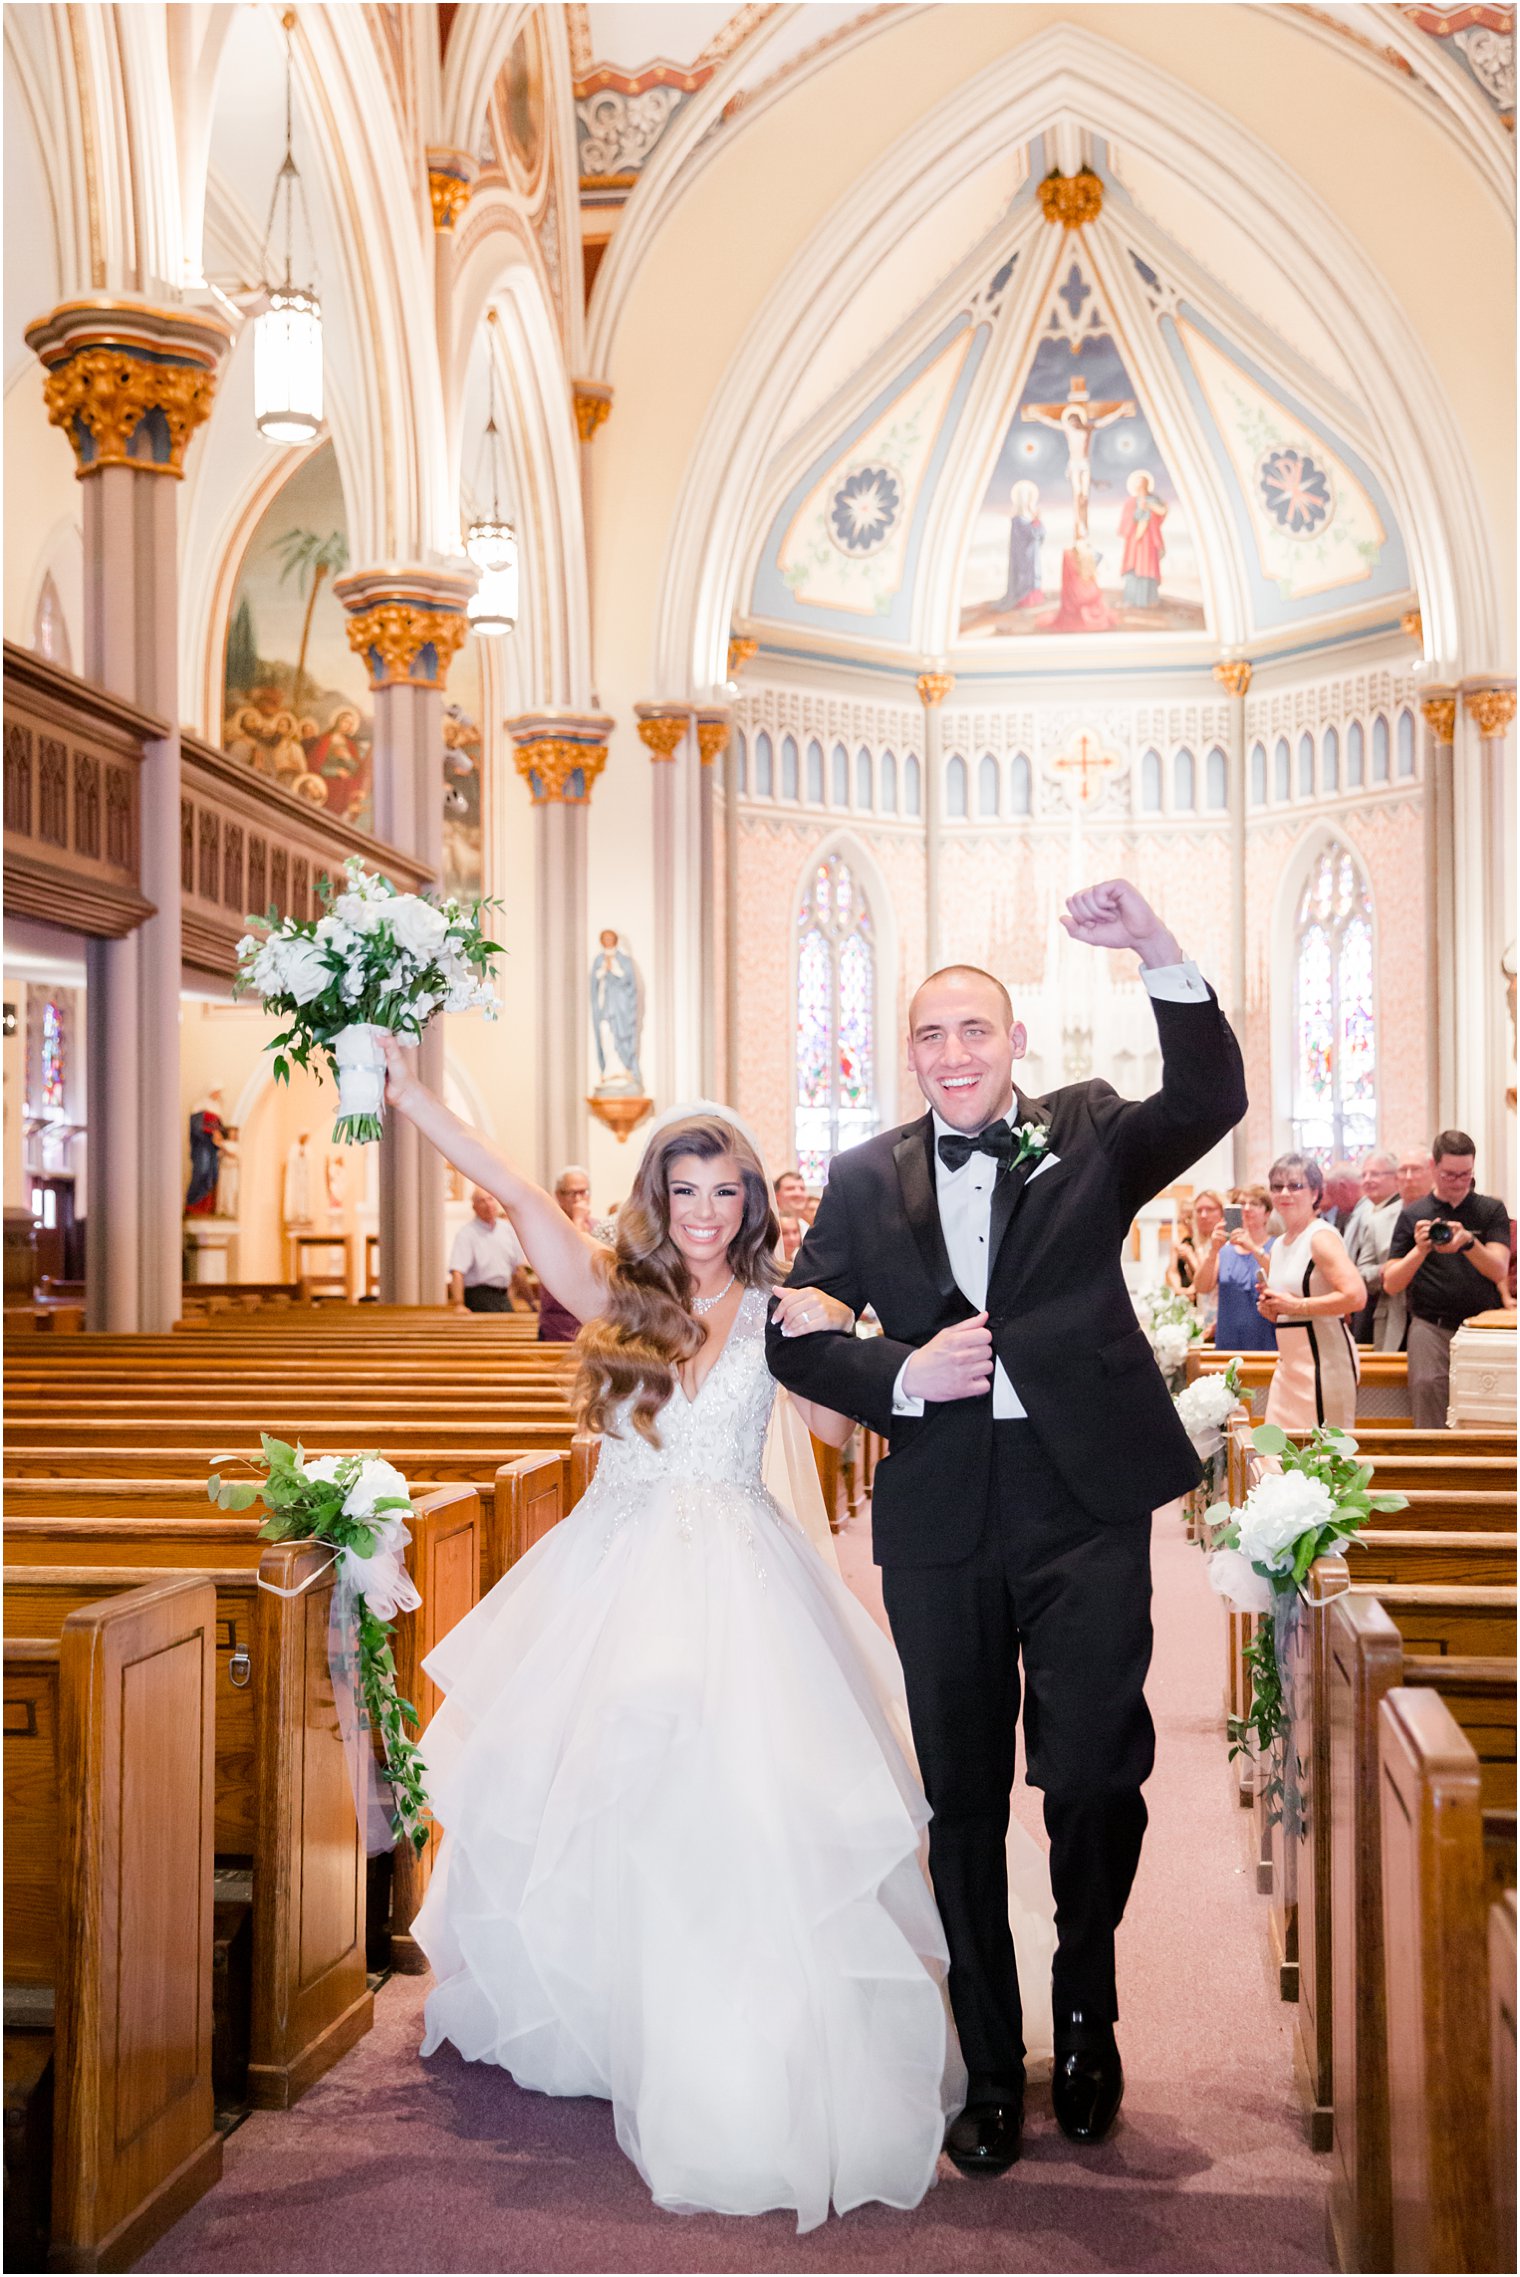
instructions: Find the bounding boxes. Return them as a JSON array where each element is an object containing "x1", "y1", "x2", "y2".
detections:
[
  {"x1": 727, "y1": 635, "x2": 759, "y2": 680},
  {"x1": 332, "y1": 566, "x2": 476, "y2": 691},
  {"x1": 635, "y1": 704, "x2": 690, "y2": 761},
  {"x1": 1463, "y1": 683, "x2": 1517, "y2": 741},
  {"x1": 1037, "y1": 167, "x2": 1104, "y2": 230},
  {"x1": 25, "y1": 296, "x2": 232, "y2": 479},
  {"x1": 1420, "y1": 691, "x2": 1458, "y2": 744},
  {"x1": 916, "y1": 671, "x2": 954, "y2": 708},
  {"x1": 573, "y1": 382, "x2": 613, "y2": 442},
  {"x1": 504, "y1": 710, "x2": 613, "y2": 805},
  {"x1": 1212, "y1": 658, "x2": 1253, "y2": 699},
  {"x1": 1400, "y1": 607, "x2": 1423, "y2": 644},
  {"x1": 695, "y1": 710, "x2": 732, "y2": 768},
  {"x1": 427, "y1": 148, "x2": 476, "y2": 231}
]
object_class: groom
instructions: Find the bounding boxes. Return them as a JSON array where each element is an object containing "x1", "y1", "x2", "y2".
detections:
[{"x1": 766, "y1": 878, "x2": 1246, "y2": 2172}]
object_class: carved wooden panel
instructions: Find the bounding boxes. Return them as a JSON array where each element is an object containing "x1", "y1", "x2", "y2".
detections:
[
  {"x1": 106, "y1": 767, "x2": 134, "y2": 869},
  {"x1": 180, "y1": 799, "x2": 194, "y2": 892},
  {"x1": 73, "y1": 751, "x2": 99, "y2": 858},
  {"x1": 248, "y1": 836, "x2": 267, "y2": 917},
  {"x1": 198, "y1": 808, "x2": 219, "y2": 903},
  {"x1": 292, "y1": 855, "x2": 309, "y2": 920},
  {"x1": 270, "y1": 845, "x2": 288, "y2": 918},
  {"x1": 3, "y1": 643, "x2": 154, "y2": 937},
  {"x1": 222, "y1": 823, "x2": 244, "y2": 912},
  {"x1": 6, "y1": 720, "x2": 33, "y2": 834},
  {"x1": 38, "y1": 736, "x2": 67, "y2": 845}
]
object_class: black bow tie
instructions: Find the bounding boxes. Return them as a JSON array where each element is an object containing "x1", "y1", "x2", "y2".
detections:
[{"x1": 937, "y1": 1123, "x2": 1015, "y2": 1174}]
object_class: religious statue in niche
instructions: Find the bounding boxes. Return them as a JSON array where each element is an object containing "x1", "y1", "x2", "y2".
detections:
[
  {"x1": 587, "y1": 930, "x2": 652, "y2": 1144},
  {"x1": 185, "y1": 1091, "x2": 226, "y2": 1217},
  {"x1": 284, "y1": 1132, "x2": 314, "y2": 1227},
  {"x1": 214, "y1": 1128, "x2": 241, "y2": 1220}
]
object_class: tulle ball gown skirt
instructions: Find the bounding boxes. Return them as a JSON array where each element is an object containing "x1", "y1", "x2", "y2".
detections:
[{"x1": 413, "y1": 1471, "x2": 965, "y2": 2232}]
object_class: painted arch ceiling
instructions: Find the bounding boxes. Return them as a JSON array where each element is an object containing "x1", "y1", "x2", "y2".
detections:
[{"x1": 746, "y1": 133, "x2": 1413, "y2": 663}]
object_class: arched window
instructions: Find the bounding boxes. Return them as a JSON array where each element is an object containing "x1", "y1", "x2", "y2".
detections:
[
  {"x1": 1372, "y1": 715, "x2": 1390, "y2": 781},
  {"x1": 755, "y1": 730, "x2": 774, "y2": 797},
  {"x1": 1323, "y1": 727, "x2": 1340, "y2": 791},
  {"x1": 1205, "y1": 747, "x2": 1228, "y2": 810},
  {"x1": 978, "y1": 753, "x2": 1000, "y2": 817},
  {"x1": 856, "y1": 746, "x2": 873, "y2": 808},
  {"x1": 1299, "y1": 733, "x2": 1315, "y2": 797},
  {"x1": 735, "y1": 731, "x2": 748, "y2": 794},
  {"x1": 1274, "y1": 737, "x2": 1291, "y2": 800},
  {"x1": 806, "y1": 739, "x2": 825, "y2": 803},
  {"x1": 880, "y1": 750, "x2": 898, "y2": 812},
  {"x1": 1010, "y1": 753, "x2": 1032, "y2": 815},
  {"x1": 1140, "y1": 750, "x2": 1162, "y2": 812},
  {"x1": 945, "y1": 754, "x2": 968, "y2": 818},
  {"x1": 795, "y1": 852, "x2": 878, "y2": 1181},
  {"x1": 1174, "y1": 747, "x2": 1196, "y2": 810},
  {"x1": 1293, "y1": 842, "x2": 1376, "y2": 1158},
  {"x1": 1250, "y1": 742, "x2": 1267, "y2": 804},
  {"x1": 781, "y1": 735, "x2": 799, "y2": 800},
  {"x1": 905, "y1": 754, "x2": 922, "y2": 816},
  {"x1": 831, "y1": 741, "x2": 850, "y2": 806},
  {"x1": 1397, "y1": 709, "x2": 1415, "y2": 776},
  {"x1": 1347, "y1": 720, "x2": 1365, "y2": 786}
]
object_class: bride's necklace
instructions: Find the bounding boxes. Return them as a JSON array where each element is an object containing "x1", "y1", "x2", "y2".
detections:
[{"x1": 691, "y1": 1271, "x2": 736, "y2": 1317}]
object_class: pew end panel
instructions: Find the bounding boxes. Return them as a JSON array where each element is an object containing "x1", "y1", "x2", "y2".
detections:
[
  {"x1": 491, "y1": 1455, "x2": 566, "y2": 1589},
  {"x1": 1492, "y1": 1890, "x2": 1517, "y2": 2277},
  {"x1": 389, "y1": 1487, "x2": 483, "y2": 1974}
]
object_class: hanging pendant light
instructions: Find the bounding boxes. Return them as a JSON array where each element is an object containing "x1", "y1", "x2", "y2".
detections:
[
  {"x1": 254, "y1": 12, "x2": 323, "y2": 445},
  {"x1": 465, "y1": 326, "x2": 518, "y2": 634}
]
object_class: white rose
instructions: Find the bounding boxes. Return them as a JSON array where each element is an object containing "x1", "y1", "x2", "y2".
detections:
[
  {"x1": 301, "y1": 1454, "x2": 346, "y2": 1486},
  {"x1": 1151, "y1": 1323, "x2": 1192, "y2": 1374},
  {"x1": 386, "y1": 896, "x2": 449, "y2": 961},
  {"x1": 333, "y1": 891, "x2": 383, "y2": 934},
  {"x1": 1208, "y1": 1547, "x2": 1276, "y2": 1615},
  {"x1": 1236, "y1": 1468, "x2": 1336, "y2": 1573},
  {"x1": 341, "y1": 1457, "x2": 412, "y2": 1519},
  {"x1": 339, "y1": 1538, "x2": 420, "y2": 1621},
  {"x1": 278, "y1": 937, "x2": 333, "y2": 1005}
]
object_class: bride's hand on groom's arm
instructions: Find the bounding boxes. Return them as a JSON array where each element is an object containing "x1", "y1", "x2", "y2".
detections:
[
  {"x1": 900, "y1": 1314, "x2": 995, "y2": 1402},
  {"x1": 773, "y1": 1286, "x2": 855, "y2": 1338}
]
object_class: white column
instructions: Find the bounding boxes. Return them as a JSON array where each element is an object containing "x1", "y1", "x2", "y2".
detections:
[
  {"x1": 637, "y1": 705, "x2": 700, "y2": 1105},
  {"x1": 916, "y1": 671, "x2": 953, "y2": 972},
  {"x1": 1421, "y1": 692, "x2": 1457, "y2": 1135},
  {"x1": 1213, "y1": 658, "x2": 1252, "y2": 1183},
  {"x1": 1455, "y1": 682, "x2": 1516, "y2": 1179},
  {"x1": 695, "y1": 712, "x2": 730, "y2": 1100}
]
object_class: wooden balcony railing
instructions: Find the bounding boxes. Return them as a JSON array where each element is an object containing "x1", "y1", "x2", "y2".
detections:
[{"x1": 4, "y1": 645, "x2": 434, "y2": 976}]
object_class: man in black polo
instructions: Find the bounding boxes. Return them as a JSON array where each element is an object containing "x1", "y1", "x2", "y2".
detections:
[{"x1": 1383, "y1": 1129, "x2": 1512, "y2": 1426}]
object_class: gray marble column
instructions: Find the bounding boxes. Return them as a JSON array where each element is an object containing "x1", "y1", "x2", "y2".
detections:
[
  {"x1": 916, "y1": 671, "x2": 953, "y2": 972},
  {"x1": 25, "y1": 298, "x2": 230, "y2": 1330}
]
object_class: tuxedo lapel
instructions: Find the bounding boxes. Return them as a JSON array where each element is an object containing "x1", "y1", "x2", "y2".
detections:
[
  {"x1": 987, "y1": 1089, "x2": 1056, "y2": 1277},
  {"x1": 893, "y1": 1117, "x2": 957, "y2": 1301}
]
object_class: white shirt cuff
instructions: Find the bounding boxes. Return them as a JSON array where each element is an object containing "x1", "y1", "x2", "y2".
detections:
[
  {"x1": 1140, "y1": 958, "x2": 1209, "y2": 1004},
  {"x1": 891, "y1": 1358, "x2": 925, "y2": 1416}
]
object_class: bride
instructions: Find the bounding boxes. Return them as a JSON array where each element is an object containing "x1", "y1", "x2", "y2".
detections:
[{"x1": 379, "y1": 1046, "x2": 1053, "y2": 2232}]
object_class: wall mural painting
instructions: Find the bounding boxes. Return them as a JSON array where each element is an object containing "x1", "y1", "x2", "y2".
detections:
[
  {"x1": 960, "y1": 321, "x2": 1205, "y2": 641},
  {"x1": 442, "y1": 635, "x2": 485, "y2": 903},
  {"x1": 222, "y1": 443, "x2": 374, "y2": 831}
]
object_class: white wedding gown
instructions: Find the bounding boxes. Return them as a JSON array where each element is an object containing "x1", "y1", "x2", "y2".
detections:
[{"x1": 414, "y1": 1283, "x2": 1054, "y2": 2232}]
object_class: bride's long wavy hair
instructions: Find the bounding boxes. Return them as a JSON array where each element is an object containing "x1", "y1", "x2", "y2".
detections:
[{"x1": 574, "y1": 1115, "x2": 781, "y2": 1447}]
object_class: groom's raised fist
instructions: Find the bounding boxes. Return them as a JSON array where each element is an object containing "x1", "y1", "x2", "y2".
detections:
[
  {"x1": 902, "y1": 1313, "x2": 995, "y2": 1403},
  {"x1": 1060, "y1": 879, "x2": 1181, "y2": 969}
]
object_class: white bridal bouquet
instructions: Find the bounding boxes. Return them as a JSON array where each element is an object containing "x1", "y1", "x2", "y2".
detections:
[{"x1": 237, "y1": 856, "x2": 501, "y2": 1144}]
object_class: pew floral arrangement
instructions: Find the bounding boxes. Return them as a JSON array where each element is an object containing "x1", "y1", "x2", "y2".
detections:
[
  {"x1": 1174, "y1": 1358, "x2": 1245, "y2": 1528},
  {"x1": 1205, "y1": 1423, "x2": 1407, "y2": 1773},
  {"x1": 1134, "y1": 1285, "x2": 1205, "y2": 1391},
  {"x1": 208, "y1": 1437, "x2": 431, "y2": 1855},
  {"x1": 236, "y1": 857, "x2": 502, "y2": 1145}
]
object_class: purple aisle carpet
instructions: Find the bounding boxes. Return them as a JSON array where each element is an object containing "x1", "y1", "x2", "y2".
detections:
[{"x1": 139, "y1": 1509, "x2": 1330, "y2": 2275}]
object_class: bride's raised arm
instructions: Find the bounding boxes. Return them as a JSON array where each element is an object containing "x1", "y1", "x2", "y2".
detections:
[{"x1": 379, "y1": 1035, "x2": 608, "y2": 1323}]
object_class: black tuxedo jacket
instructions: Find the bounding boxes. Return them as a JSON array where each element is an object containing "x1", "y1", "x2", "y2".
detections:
[{"x1": 765, "y1": 988, "x2": 1248, "y2": 1565}]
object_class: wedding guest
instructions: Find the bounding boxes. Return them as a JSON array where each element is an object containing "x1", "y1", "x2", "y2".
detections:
[
  {"x1": 1260, "y1": 1154, "x2": 1366, "y2": 1430},
  {"x1": 777, "y1": 1215, "x2": 806, "y2": 1268},
  {"x1": 1318, "y1": 1160, "x2": 1363, "y2": 1234},
  {"x1": 1345, "y1": 1151, "x2": 1407, "y2": 1348},
  {"x1": 537, "y1": 1166, "x2": 594, "y2": 1341},
  {"x1": 1397, "y1": 1145, "x2": 1436, "y2": 1208},
  {"x1": 774, "y1": 1168, "x2": 817, "y2": 1226},
  {"x1": 1167, "y1": 1189, "x2": 1225, "y2": 1326},
  {"x1": 1383, "y1": 1129, "x2": 1512, "y2": 1426},
  {"x1": 1193, "y1": 1184, "x2": 1276, "y2": 1350},
  {"x1": 448, "y1": 1187, "x2": 530, "y2": 1313}
]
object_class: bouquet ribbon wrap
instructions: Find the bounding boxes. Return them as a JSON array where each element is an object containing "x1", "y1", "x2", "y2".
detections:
[
  {"x1": 332, "y1": 1023, "x2": 388, "y2": 1146},
  {"x1": 258, "y1": 1544, "x2": 404, "y2": 1855}
]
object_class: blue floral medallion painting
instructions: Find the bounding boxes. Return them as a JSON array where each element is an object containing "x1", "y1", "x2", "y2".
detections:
[
  {"x1": 827, "y1": 463, "x2": 903, "y2": 556},
  {"x1": 1256, "y1": 447, "x2": 1333, "y2": 537}
]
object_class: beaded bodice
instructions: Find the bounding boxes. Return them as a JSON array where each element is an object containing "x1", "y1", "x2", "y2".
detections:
[{"x1": 592, "y1": 1283, "x2": 776, "y2": 1491}]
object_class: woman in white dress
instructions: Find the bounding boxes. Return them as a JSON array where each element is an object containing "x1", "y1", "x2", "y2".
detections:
[{"x1": 378, "y1": 1045, "x2": 1052, "y2": 2232}]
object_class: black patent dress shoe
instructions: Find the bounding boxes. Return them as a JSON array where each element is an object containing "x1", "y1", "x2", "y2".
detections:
[
  {"x1": 945, "y1": 2092, "x2": 1024, "y2": 2176},
  {"x1": 1050, "y1": 2018, "x2": 1124, "y2": 2143}
]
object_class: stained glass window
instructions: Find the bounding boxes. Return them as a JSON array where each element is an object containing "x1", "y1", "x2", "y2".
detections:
[
  {"x1": 1292, "y1": 844, "x2": 1376, "y2": 1159},
  {"x1": 41, "y1": 999, "x2": 65, "y2": 1111},
  {"x1": 794, "y1": 852, "x2": 878, "y2": 1181}
]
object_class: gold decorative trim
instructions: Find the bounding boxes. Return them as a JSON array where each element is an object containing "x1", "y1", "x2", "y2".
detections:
[
  {"x1": 1420, "y1": 695, "x2": 1457, "y2": 744},
  {"x1": 637, "y1": 716, "x2": 687, "y2": 761},
  {"x1": 1212, "y1": 659, "x2": 1253, "y2": 698},
  {"x1": 696, "y1": 717, "x2": 731, "y2": 768},
  {"x1": 344, "y1": 603, "x2": 469, "y2": 691},
  {"x1": 727, "y1": 636, "x2": 758, "y2": 679},
  {"x1": 572, "y1": 383, "x2": 613, "y2": 442},
  {"x1": 512, "y1": 738, "x2": 608, "y2": 804},
  {"x1": 916, "y1": 671, "x2": 954, "y2": 708},
  {"x1": 429, "y1": 170, "x2": 473, "y2": 231},
  {"x1": 1465, "y1": 686, "x2": 1517, "y2": 741},
  {"x1": 41, "y1": 347, "x2": 216, "y2": 479},
  {"x1": 1400, "y1": 607, "x2": 1423, "y2": 643},
  {"x1": 1038, "y1": 167, "x2": 1104, "y2": 231},
  {"x1": 587, "y1": 1092, "x2": 654, "y2": 1143}
]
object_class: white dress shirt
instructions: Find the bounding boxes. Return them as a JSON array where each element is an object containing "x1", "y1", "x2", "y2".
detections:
[
  {"x1": 448, "y1": 1215, "x2": 526, "y2": 1288},
  {"x1": 892, "y1": 959, "x2": 1210, "y2": 1415}
]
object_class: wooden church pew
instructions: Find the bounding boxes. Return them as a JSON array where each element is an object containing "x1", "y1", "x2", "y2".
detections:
[
  {"x1": 1492, "y1": 1890, "x2": 1517, "y2": 2277},
  {"x1": 1326, "y1": 1591, "x2": 1517, "y2": 2273},
  {"x1": 1380, "y1": 1684, "x2": 1518, "y2": 2274},
  {"x1": 4, "y1": 1573, "x2": 221, "y2": 2271}
]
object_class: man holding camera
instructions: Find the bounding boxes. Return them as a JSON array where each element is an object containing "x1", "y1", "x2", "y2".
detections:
[{"x1": 1383, "y1": 1129, "x2": 1512, "y2": 1426}]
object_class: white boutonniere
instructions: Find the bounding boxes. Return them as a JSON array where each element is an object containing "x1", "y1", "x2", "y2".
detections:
[{"x1": 1011, "y1": 1121, "x2": 1051, "y2": 1171}]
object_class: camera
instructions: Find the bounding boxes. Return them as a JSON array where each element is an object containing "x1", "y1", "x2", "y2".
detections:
[{"x1": 1426, "y1": 1221, "x2": 1459, "y2": 1248}]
